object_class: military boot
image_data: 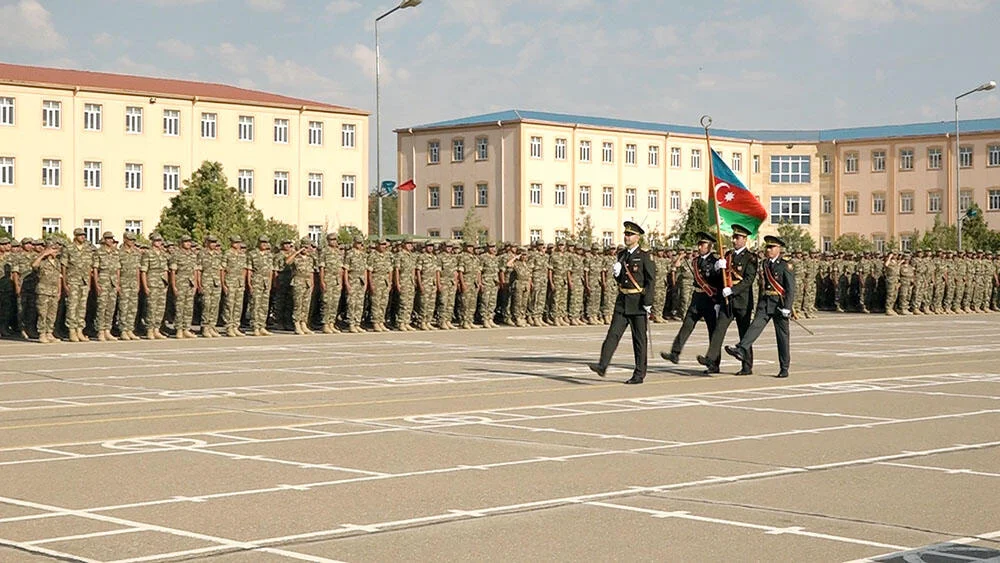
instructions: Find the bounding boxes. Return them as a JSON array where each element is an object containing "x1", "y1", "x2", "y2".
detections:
[
  {"x1": 69, "y1": 329, "x2": 80, "y2": 343},
  {"x1": 294, "y1": 322, "x2": 305, "y2": 335},
  {"x1": 97, "y1": 330, "x2": 107, "y2": 342}
]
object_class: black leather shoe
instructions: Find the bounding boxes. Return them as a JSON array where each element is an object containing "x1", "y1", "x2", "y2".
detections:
[
  {"x1": 624, "y1": 377, "x2": 644, "y2": 384},
  {"x1": 734, "y1": 369, "x2": 753, "y2": 376},
  {"x1": 660, "y1": 351, "x2": 680, "y2": 364},
  {"x1": 724, "y1": 346, "x2": 745, "y2": 362},
  {"x1": 702, "y1": 368, "x2": 719, "y2": 375},
  {"x1": 776, "y1": 371, "x2": 789, "y2": 378},
  {"x1": 696, "y1": 355, "x2": 710, "y2": 366},
  {"x1": 588, "y1": 363, "x2": 606, "y2": 377}
]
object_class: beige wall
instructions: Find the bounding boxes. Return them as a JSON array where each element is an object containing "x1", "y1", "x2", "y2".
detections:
[{"x1": 0, "y1": 83, "x2": 368, "y2": 241}]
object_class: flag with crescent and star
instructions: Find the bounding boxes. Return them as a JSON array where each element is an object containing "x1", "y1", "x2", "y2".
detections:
[{"x1": 707, "y1": 149, "x2": 768, "y2": 236}]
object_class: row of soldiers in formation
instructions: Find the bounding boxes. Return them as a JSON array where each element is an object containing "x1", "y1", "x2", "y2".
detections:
[{"x1": 2, "y1": 230, "x2": 1000, "y2": 343}]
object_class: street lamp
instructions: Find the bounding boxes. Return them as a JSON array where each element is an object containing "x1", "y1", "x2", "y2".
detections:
[
  {"x1": 955, "y1": 80, "x2": 996, "y2": 251},
  {"x1": 375, "y1": 0, "x2": 422, "y2": 240}
]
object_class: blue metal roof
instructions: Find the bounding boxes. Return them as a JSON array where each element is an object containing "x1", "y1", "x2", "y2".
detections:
[{"x1": 409, "y1": 109, "x2": 1000, "y2": 143}]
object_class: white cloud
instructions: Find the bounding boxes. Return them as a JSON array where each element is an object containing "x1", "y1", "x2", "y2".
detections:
[
  {"x1": 110, "y1": 55, "x2": 160, "y2": 76},
  {"x1": 246, "y1": 0, "x2": 284, "y2": 11},
  {"x1": 336, "y1": 43, "x2": 380, "y2": 81},
  {"x1": 157, "y1": 38, "x2": 197, "y2": 59},
  {"x1": 209, "y1": 42, "x2": 258, "y2": 75},
  {"x1": 326, "y1": 0, "x2": 360, "y2": 15},
  {"x1": 92, "y1": 32, "x2": 113, "y2": 47},
  {"x1": 0, "y1": 0, "x2": 65, "y2": 51}
]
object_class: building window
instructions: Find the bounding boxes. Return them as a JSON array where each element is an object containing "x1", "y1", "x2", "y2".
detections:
[
  {"x1": 602, "y1": 231, "x2": 613, "y2": 247},
  {"x1": 83, "y1": 219, "x2": 101, "y2": 245},
  {"x1": 160, "y1": 165, "x2": 180, "y2": 193},
  {"x1": 0, "y1": 157, "x2": 12, "y2": 186},
  {"x1": 648, "y1": 189, "x2": 659, "y2": 210},
  {"x1": 428, "y1": 185, "x2": 440, "y2": 209},
  {"x1": 42, "y1": 100, "x2": 61, "y2": 129},
  {"x1": 928, "y1": 191, "x2": 942, "y2": 213},
  {"x1": 0, "y1": 216, "x2": 12, "y2": 236},
  {"x1": 960, "y1": 190, "x2": 972, "y2": 211},
  {"x1": 625, "y1": 144, "x2": 636, "y2": 165},
  {"x1": 0, "y1": 97, "x2": 13, "y2": 126},
  {"x1": 125, "y1": 163, "x2": 143, "y2": 191},
  {"x1": 83, "y1": 103, "x2": 102, "y2": 131},
  {"x1": 125, "y1": 220, "x2": 143, "y2": 237},
  {"x1": 989, "y1": 145, "x2": 1000, "y2": 167},
  {"x1": 452, "y1": 139, "x2": 464, "y2": 162},
  {"x1": 691, "y1": 149, "x2": 701, "y2": 169},
  {"x1": 238, "y1": 115, "x2": 254, "y2": 141},
  {"x1": 163, "y1": 109, "x2": 179, "y2": 136},
  {"x1": 752, "y1": 154, "x2": 760, "y2": 174},
  {"x1": 822, "y1": 236, "x2": 832, "y2": 252},
  {"x1": 237, "y1": 169, "x2": 253, "y2": 195},
  {"x1": 428, "y1": 229, "x2": 440, "y2": 238},
  {"x1": 871, "y1": 150, "x2": 886, "y2": 172},
  {"x1": 307, "y1": 173, "x2": 323, "y2": 198},
  {"x1": 988, "y1": 189, "x2": 1000, "y2": 211},
  {"x1": 201, "y1": 113, "x2": 217, "y2": 139},
  {"x1": 530, "y1": 229, "x2": 542, "y2": 243},
  {"x1": 473, "y1": 136, "x2": 487, "y2": 160},
  {"x1": 822, "y1": 195, "x2": 832, "y2": 215},
  {"x1": 42, "y1": 159, "x2": 60, "y2": 187},
  {"x1": 845, "y1": 152, "x2": 858, "y2": 173},
  {"x1": 452, "y1": 229, "x2": 463, "y2": 240},
  {"x1": 579, "y1": 140, "x2": 591, "y2": 162},
  {"x1": 602, "y1": 186, "x2": 614, "y2": 208},
  {"x1": 308, "y1": 121, "x2": 324, "y2": 146},
  {"x1": 899, "y1": 191, "x2": 914, "y2": 214},
  {"x1": 273, "y1": 171, "x2": 289, "y2": 196},
  {"x1": 625, "y1": 187, "x2": 636, "y2": 209},
  {"x1": 959, "y1": 146, "x2": 973, "y2": 168},
  {"x1": 872, "y1": 192, "x2": 885, "y2": 214},
  {"x1": 125, "y1": 106, "x2": 142, "y2": 134},
  {"x1": 529, "y1": 183, "x2": 542, "y2": 205},
  {"x1": 602, "y1": 142, "x2": 614, "y2": 164},
  {"x1": 307, "y1": 225, "x2": 322, "y2": 246},
  {"x1": 428, "y1": 141, "x2": 440, "y2": 164},
  {"x1": 821, "y1": 155, "x2": 831, "y2": 175},
  {"x1": 555, "y1": 229, "x2": 568, "y2": 242},
  {"x1": 555, "y1": 184, "x2": 567, "y2": 206},
  {"x1": 900, "y1": 235, "x2": 913, "y2": 252},
  {"x1": 452, "y1": 184, "x2": 464, "y2": 207},
  {"x1": 873, "y1": 234, "x2": 886, "y2": 253},
  {"x1": 770, "y1": 196, "x2": 811, "y2": 225},
  {"x1": 476, "y1": 183, "x2": 488, "y2": 206},
  {"x1": 273, "y1": 118, "x2": 288, "y2": 144},
  {"x1": 770, "y1": 155, "x2": 810, "y2": 183},
  {"x1": 844, "y1": 193, "x2": 858, "y2": 215},
  {"x1": 530, "y1": 136, "x2": 542, "y2": 159},
  {"x1": 731, "y1": 152, "x2": 742, "y2": 172},
  {"x1": 555, "y1": 138, "x2": 567, "y2": 161},
  {"x1": 648, "y1": 145, "x2": 659, "y2": 167},
  {"x1": 42, "y1": 218, "x2": 61, "y2": 235},
  {"x1": 899, "y1": 148, "x2": 914, "y2": 171},
  {"x1": 83, "y1": 161, "x2": 101, "y2": 189},
  {"x1": 341, "y1": 175, "x2": 356, "y2": 199},
  {"x1": 670, "y1": 147, "x2": 681, "y2": 168},
  {"x1": 670, "y1": 190, "x2": 681, "y2": 211},
  {"x1": 691, "y1": 191, "x2": 702, "y2": 201},
  {"x1": 927, "y1": 147, "x2": 942, "y2": 170},
  {"x1": 341, "y1": 123, "x2": 354, "y2": 148},
  {"x1": 579, "y1": 185, "x2": 590, "y2": 208}
]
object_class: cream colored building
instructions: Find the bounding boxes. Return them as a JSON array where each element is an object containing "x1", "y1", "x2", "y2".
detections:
[
  {"x1": 396, "y1": 110, "x2": 1000, "y2": 249},
  {"x1": 0, "y1": 62, "x2": 369, "y2": 244}
]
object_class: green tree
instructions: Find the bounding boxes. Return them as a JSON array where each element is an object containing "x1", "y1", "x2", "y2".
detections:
[
  {"x1": 670, "y1": 199, "x2": 711, "y2": 247},
  {"x1": 337, "y1": 225, "x2": 365, "y2": 245},
  {"x1": 833, "y1": 233, "x2": 874, "y2": 252},
  {"x1": 368, "y1": 192, "x2": 399, "y2": 237},
  {"x1": 917, "y1": 214, "x2": 956, "y2": 250},
  {"x1": 572, "y1": 212, "x2": 595, "y2": 246},
  {"x1": 960, "y1": 204, "x2": 991, "y2": 250},
  {"x1": 459, "y1": 208, "x2": 487, "y2": 245},
  {"x1": 776, "y1": 221, "x2": 816, "y2": 252}
]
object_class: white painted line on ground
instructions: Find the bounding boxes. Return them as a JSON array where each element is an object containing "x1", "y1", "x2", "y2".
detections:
[
  {"x1": 878, "y1": 461, "x2": 1000, "y2": 478},
  {"x1": 27, "y1": 526, "x2": 142, "y2": 545},
  {"x1": 0, "y1": 538, "x2": 101, "y2": 562}
]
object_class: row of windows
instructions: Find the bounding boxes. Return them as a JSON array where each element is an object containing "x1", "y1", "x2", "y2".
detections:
[
  {"x1": 424, "y1": 183, "x2": 702, "y2": 212},
  {"x1": 0, "y1": 97, "x2": 356, "y2": 147},
  {"x1": 838, "y1": 189, "x2": 1000, "y2": 215},
  {"x1": 837, "y1": 146, "x2": 1000, "y2": 173},
  {"x1": 0, "y1": 157, "x2": 356, "y2": 199},
  {"x1": 0, "y1": 217, "x2": 143, "y2": 246}
]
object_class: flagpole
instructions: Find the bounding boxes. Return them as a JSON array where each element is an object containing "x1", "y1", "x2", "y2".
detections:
[{"x1": 701, "y1": 115, "x2": 731, "y2": 290}]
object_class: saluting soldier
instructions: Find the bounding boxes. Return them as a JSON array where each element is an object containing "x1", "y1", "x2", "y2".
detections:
[
  {"x1": 725, "y1": 235, "x2": 797, "y2": 378},
  {"x1": 697, "y1": 224, "x2": 758, "y2": 375},
  {"x1": 589, "y1": 221, "x2": 656, "y2": 384},
  {"x1": 661, "y1": 232, "x2": 724, "y2": 365},
  {"x1": 32, "y1": 239, "x2": 63, "y2": 344},
  {"x1": 94, "y1": 232, "x2": 121, "y2": 342}
]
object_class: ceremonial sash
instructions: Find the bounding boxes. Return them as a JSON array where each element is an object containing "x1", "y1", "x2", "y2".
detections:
[
  {"x1": 763, "y1": 261, "x2": 786, "y2": 297},
  {"x1": 725, "y1": 250, "x2": 744, "y2": 282},
  {"x1": 692, "y1": 257, "x2": 716, "y2": 297}
]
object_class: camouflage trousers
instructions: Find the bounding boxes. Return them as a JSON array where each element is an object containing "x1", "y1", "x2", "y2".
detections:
[
  {"x1": 529, "y1": 281, "x2": 547, "y2": 320},
  {"x1": 291, "y1": 280, "x2": 312, "y2": 323},
  {"x1": 147, "y1": 284, "x2": 168, "y2": 332},
  {"x1": 36, "y1": 291, "x2": 58, "y2": 336},
  {"x1": 601, "y1": 285, "x2": 615, "y2": 320},
  {"x1": 65, "y1": 281, "x2": 89, "y2": 330},
  {"x1": 18, "y1": 288, "x2": 36, "y2": 335},
  {"x1": 568, "y1": 277, "x2": 584, "y2": 319},
  {"x1": 884, "y1": 276, "x2": 899, "y2": 312},
  {"x1": 201, "y1": 286, "x2": 222, "y2": 329},
  {"x1": 174, "y1": 282, "x2": 196, "y2": 331},
  {"x1": 417, "y1": 283, "x2": 437, "y2": 324},
  {"x1": 0, "y1": 286, "x2": 15, "y2": 334},
  {"x1": 345, "y1": 277, "x2": 366, "y2": 326},
  {"x1": 396, "y1": 282, "x2": 415, "y2": 327},
  {"x1": 459, "y1": 284, "x2": 479, "y2": 324},
  {"x1": 497, "y1": 284, "x2": 512, "y2": 323},
  {"x1": 911, "y1": 280, "x2": 928, "y2": 312},
  {"x1": 585, "y1": 283, "x2": 602, "y2": 321},
  {"x1": 479, "y1": 283, "x2": 497, "y2": 324},
  {"x1": 321, "y1": 279, "x2": 342, "y2": 325},
  {"x1": 651, "y1": 281, "x2": 666, "y2": 319},
  {"x1": 370, "y1": 279, "x2": 391, "y2": 325},
  {"x1": 96, "y1": 276, "x2": 118, "y2": 331},
  {"x1": 897, "y1": 277, "x2": 913, "y2": 311},
  {"x1": 930, "y1": 279, "x2": 946, "y2": 312},
  {"x1": 803, "y1": 276, "x2": 818, "y2": 315},
  {"x1": 249, "y1": 278, "x2": 271, "y2": 330},
  {"x1": 551, "y1": 279, "x2": 568, "y2": 318},
  {"x1": 222, "y1": 283, "x2": 245, "y2": 330},
  {"x1": 511, "y1": 282, "x2": 530, "y2": 322},
  {"x1": 942, "y1": 279, "x2": 957, "y2": 311},
  {"x1": 437, "y1": 282, "x2": 457, "y2": 325},
  {"x1": 675, "y1": 285, "x2": 693, "y2": 320},
  {"x1": 117, "y1": 285, "x2": 139, "y2": 333}
]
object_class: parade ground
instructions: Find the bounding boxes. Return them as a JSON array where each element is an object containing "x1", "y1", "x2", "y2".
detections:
[{"x1": 0, "y1": 314, "x2": 998, "y2": 563}]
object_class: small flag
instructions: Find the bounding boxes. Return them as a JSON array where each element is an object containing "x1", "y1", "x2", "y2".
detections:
[
  {"x1": 708, "y1": 151, "x2": 767, "y2": 236},
  {"x1": 397, "y1": 179, "x2": 416, "y2": 191}
]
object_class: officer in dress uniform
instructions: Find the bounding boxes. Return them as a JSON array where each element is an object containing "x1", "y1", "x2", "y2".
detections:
[
  {"x1": 698, "y1": 224, "x2": 757, "y2": 375},
  {"x1": 661, "y1": 231, "x2": 724, "y2": 366},
  {"x1": 588, "y1": 221, "x2": 656, "y2": 384},
  {"x1": 725, "y1": 235, "x2": 796, "y2": 378}
]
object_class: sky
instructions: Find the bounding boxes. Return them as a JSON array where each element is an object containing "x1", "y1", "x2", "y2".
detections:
[{"x1": 3, "y1": 0, "x2": 1000, "y2": 183}]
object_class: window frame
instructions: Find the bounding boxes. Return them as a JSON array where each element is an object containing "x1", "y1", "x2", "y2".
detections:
[
  {"x1": 341, "y1": 174, "x2": 356, "y2": 199},
  {"x1": 554, "y1": 184, "x2": 567, "y2": 207},
  {"x1": 125, "y1": 106, "x2": 143, "y2": 134},
  {"x1": 872, "y1": 192, "x2": 886, "y2": 215},
  {"x1": 529, "y1": 183, "x2": 542, "y2": 206},
  {"x1": 309, "y1": 121, "x2": 325, "y2": 146},
  {"x1": 769, "y1": 155, "x2": 811, "y2": 184},
  {"x1": 273, "y1": 170, "x2": 289, "y2": 197},
  {"x1": 163, "y1": 109, "x2": 180, "y2": 136},
  {"x1": 844, "y1": 192, "x2": 858, "y2": 215},
  {"x1": 898, "y1": 191, "x2": 914, "y2": 214},
  {"x1": 451, "y1": 183, "x2": 465, "y2": 208},
  {"x1": 124, "y1": 162, "x2": 143, "y2": 191},
  {"x1": 83, "y1": 103, "x2": 102, "y2": 131},
  {"x1": 427, "y1": 185, "x2": 440, "y2": 209},
  {"x1": 307, "y1": 172, "x2": 323, "y2": 198},
  {"x1": 0, "y1": 97, "x2": 13, "y2": 126},
  {"x1": 273, "y1": 118, "x2": 289, "y2": 144},
  {"x1": 237, "y1": 169, "x2": 254, "y2": 195},
  {"x1": 238, "y1": 115, "x2": 255, "y2": 142},
  {"x1": 769, "y1": 195, "x2": 812, "y2": 225},
  {"x1": 42, "y1": 159, "x2": 61, "y2": 188},
  {"x1": 42, "y1": 100, "x2": 61, "y2": 129},
  {"x1": 201, "y1": 112, "x2": 217, "y2": 139}
]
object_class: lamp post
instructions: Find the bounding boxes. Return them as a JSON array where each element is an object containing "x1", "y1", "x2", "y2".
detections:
[
  {"x1": 375, "y1": 0, "x2": 421, "y2": 240},
  {"x1": 955, "y1": 80, "x2": 996, "y2": 251}
]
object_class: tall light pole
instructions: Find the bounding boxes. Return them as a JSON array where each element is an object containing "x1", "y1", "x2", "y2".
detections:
[
  {"x1": 375, "y1": 0, "x2": 421, "y2": 240},
  {"x1": 955, "y1": 80, "x2": 996, "y2": 251}
]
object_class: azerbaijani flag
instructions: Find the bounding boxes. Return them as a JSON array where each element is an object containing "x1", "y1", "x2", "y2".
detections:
[{"x1": 708, "y1": 149, "x2": 767, "y2": 236}]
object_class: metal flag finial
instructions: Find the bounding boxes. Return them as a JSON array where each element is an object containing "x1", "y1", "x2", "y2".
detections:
[{"x1": 700, "y1": 115, "x2": 713, "y2": 130}]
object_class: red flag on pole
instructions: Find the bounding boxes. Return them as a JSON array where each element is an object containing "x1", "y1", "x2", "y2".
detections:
[{"x1": 397, "y1": 179, "x2": 416, "y2": 191}]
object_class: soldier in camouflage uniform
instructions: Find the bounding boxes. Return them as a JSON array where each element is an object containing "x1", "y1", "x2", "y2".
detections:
[
  {"x1": 344, "y1": 237, "x2": 368, "y2": 333},
  {"x1": 318, "y1": 234, "x2": 344, "y2": 334},
  {"x1": 140, "y1": 233, "x2": 171, "y2": 339},
  {"x1": 506, "y1": 247, "x2": 531, "y2": 326},
  {"x1": 801, "y1": 252, "x2": 819, "y2": 317},
  {"x1": 673, "y1": 250, "x2": 695, "y2": 321},
  {"x1": 992, "y1": 252, "x2": 1000, "y2": 311},
  {"x1": 649, "y1": 249, "x2": 667, "y2": 323},
  {"x1": 437, "y1": 242, "x2": 459, "y2": 329},
  {"x1": 286, "y1": 237, "x2": 317, "y2": 335},
  {"x1": 478, "y1": 243, "x2": 500, "y2": 328},
  {"x1": 566, "y1": 244, "x2": 584, "y2": 325},
  {"x1": 883, "y1": 253, "x2": 900, "y2": 315},
  {"x1": 528, "y1": 242, "x2": 549, "y2": 327},
  {"x1": 456, "y1": 242, "x2": 482, "y2": 329},
  {"x1": 950, "y1": 252, "x2": 968, "y2": 313},
  {"x1": 93, "y1": 232, "x2": 121, "y2": 341},
  {"x1": 897, "y1": 254, "x2": 915, "y2": 314},
  {"x1": 393, "y1": 239, "x2": 418, "y2": 330},
  {"x1": 548, "y1": 241, "x2": 570, "y2": 326},
  {"x1": 197, "y1": 236, "x2": 224, "y2": 337},
  {"x1": 221, "y1": 235, "x2": 248, "y2": 337},
  {"x1": 247, "y1": 235, "x2": 275, "y2": 336},
  {"x1": 415, "y1": 242, "x2": 440, "y2": 330},
  {"x1": 32, "y1": 240, "x2": 63, "y2": 344},
  {"x1": 5, "y1": 240, "x2": 23, "y2": 337},
  {"x1": 61, "y1": 229, "x2": 93, "y2": 342},
  {"x1": 601, "y1": 247, "x2": 617, "y2": 323},
  {"x1": 170, "y1": 235, "x2": 201, "y2": 338},
  {"x1": 366, "y1": 240, "x2": 393, "y2": 332},
  {"x1": 0, "y1": 237, "x2": 15, "y2": 337},
  {"x1": 584, "y1": 244, "x2": 605, "y2": 325},
  {"x1": 116, "y1": 232, "x2": 142, "y2": 340},
  {"x1": 496, "y1": 244, "x2": 514, "y2": 325}
]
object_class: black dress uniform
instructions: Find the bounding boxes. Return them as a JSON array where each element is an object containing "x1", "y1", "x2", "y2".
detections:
[
  {"x1": 726, "y1": 236, "x2": 796, "y2": 377},
  {"x1": 662, "y1": 231, "x2": 724, "y2": 365},
  {"x1": 590, "y1": 221, "x2": 656, "y2": 384},
  {"x1": 700, "y1": 224, "x2": 758, "y2": 374}
]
